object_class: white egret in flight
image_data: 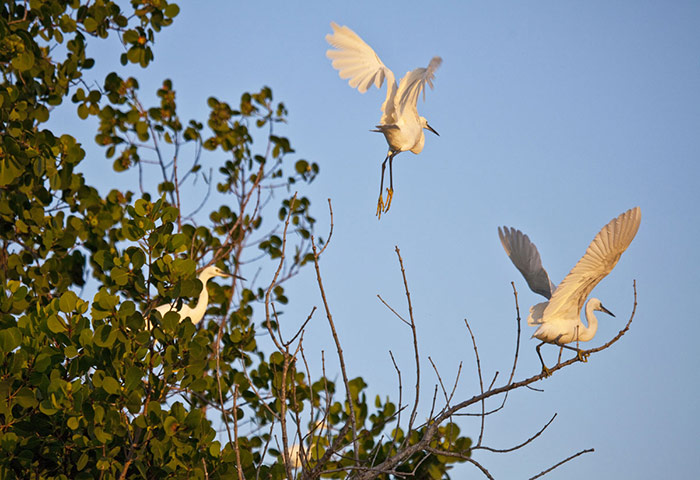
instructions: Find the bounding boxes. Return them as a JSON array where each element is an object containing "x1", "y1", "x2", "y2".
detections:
[
  {"x1": 148, "y1": 265, "x2": 231, "y2": 329},
  {"x1": 498, "y1": 207, "x2": 641, "y2": 376},
  {"x1": 325, "y1": 22, "x2": 442, "y2": 218}
]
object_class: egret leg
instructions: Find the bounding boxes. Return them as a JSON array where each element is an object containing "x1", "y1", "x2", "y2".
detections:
[
  {"x1": 376, "y1": 155, "x2": 389, "y2": 218},
  {"x1": 384, "y1": 154, "x2": 395, "y2": 213},
  {"x1": 559, "y1": 344, "x2": 590, "y2": 362},
  {"x1": 536, "y1": 342, "x2": 552, "y2": 377}
]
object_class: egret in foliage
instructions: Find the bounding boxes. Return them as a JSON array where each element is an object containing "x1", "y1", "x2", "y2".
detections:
[
  {"x1": 498, "y1": 207, "x2": 641, "y2": 376},
  {"x1": 325, "y1": 22, "x2": 442, "y2": 218},
  {"x1": 148, "y1": 265, "x2": 231, "y2": 329}
]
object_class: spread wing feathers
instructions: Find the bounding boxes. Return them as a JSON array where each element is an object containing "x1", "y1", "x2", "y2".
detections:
[
  {"x1": 527, "y1": 301, "x2": 549, "y2": 327},
  {"x1": 395, "y1": 56, "x2": 442, "y2": 118},
  {"x1": 543, "y1": 207, "x2": 641, "y2": 322},
  {"x1": 498, "y1": 226, "x2": 556, "y2": 299},
  {"x1": 325, "y1": 22, "x2": 395, "y2": 95}
]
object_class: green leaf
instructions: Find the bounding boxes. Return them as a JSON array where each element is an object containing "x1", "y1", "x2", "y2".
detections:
[
  {"x1": 12, "y1": 51, "x2": 35, "y2": 71},
  {"x1": 0, "y1": 328, "x2": 22, "y2": 352},
  {"x1": 93, "y1": 325, "x2": 117, "y2": 348},
  {"x1": 47, "y1": 315, "x2": 67, "y2": 333},
  {"x1": 111, "y1": 266, "x2": 129, "y2": 286},
  {"x1": 164, "y1": 4, "x2": 180, "y2": 17},
  {"x1": 163, "y1": 416, "x2": 178, "y2": 436},
  {"x1": 67, "y1": 417, "x2": 80, "y2": 430},
  {"x1": 59, "y1": 291, "x2": 78, "y2": 312},
  {"x1": 15, "y1": 387, "x2": 38, "y2": 409},
  {"x1": 101, "y1": 376, "x2": 120, "y2": 395}
]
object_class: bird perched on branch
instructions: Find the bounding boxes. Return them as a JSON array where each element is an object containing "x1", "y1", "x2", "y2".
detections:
[
  {"x1": 148, "y1": 265, "x2": 232, "y2": 329},
  {"x1": 325, "y1": 22, "x2": 441, "y2": 218},
  {"x1": 498, "y1": 207, "x2": 641, "y2": 376}
]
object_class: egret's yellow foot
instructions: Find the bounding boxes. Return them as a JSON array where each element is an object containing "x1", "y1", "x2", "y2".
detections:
[
  {"x1": 541, "y1": 365, "x2": 552, "y2": 378},
  {"x1": 576, "y1": 350, "x2": 590, "y2": 363},
  {"x1": 376, "y1": 194, "x2": 385, "y2": 219},
  {"x1": 384, "y1": 188, "x2": 394, "y2": 213}
]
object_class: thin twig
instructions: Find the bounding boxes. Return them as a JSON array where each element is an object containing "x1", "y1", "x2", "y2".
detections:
[
  {"x1": 377, "y1": 295, "x2": 410, "y2": 327},
  {"x1": 528, "y1": 448, "x2": 595, "y2": 479},
  {"x1": 394, "y1": 247, "x2": 421, "y2": 435},
  {"x1": 310, "y1": 200, "x2": 360, "y2": 465},
  {"x1": 425, "y1": 447, "x2": 494, "y2": 480},
  {"x1": 475, "y1": 414, "x2": 557, "y2": 453},
  {"x1": 389, "y1": 351, "x2": 403, "y2": 448},
  {"x1": 464, "y1": 319, "x2": 486, "y2": 447}
]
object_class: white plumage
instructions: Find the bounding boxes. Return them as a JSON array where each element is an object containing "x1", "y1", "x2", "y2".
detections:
[
  {"x1": 148, "y1": 265, "x2": 230, "y2": 329},
  {"x1": 326, "y1": 22, "x2": 441, "y2": 218},
  {"x1": 499, "y1": 207, "x2": 641, "y2": 375}
]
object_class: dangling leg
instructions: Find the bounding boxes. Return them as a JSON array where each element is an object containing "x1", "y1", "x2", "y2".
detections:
[
  {"x1": 383, "y1": 153, "x2": 396, "y2": 213},
  {"x1": 376, "y1": 154, "x2": 390, "y2": 218},
  {"x1": 536, "y1": 342, "x2": 552, "y2": 377}
]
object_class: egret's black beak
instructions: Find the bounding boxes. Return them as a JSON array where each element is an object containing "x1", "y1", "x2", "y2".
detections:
[
  {"x1": 425, "y1": 123, "x2": 439, "y2": 136},
  {"x1": 220, "y1": 272, "x2": 246, "y2": 281},
  {"x1": 600, "y1": 304, "x2": 615, "y2": 317}
]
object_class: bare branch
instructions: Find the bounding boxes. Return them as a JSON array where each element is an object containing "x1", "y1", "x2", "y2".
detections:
[
  {"x1": 476, "y1": 414, "x2": 557, "y2": 453},
  {"x1": 393, "y1": 247, "x2": 421, "y2": 435},
  {"x1": 464, "y1": 319, "x2": 486, "y2": 447},
  {"x1": 528, "y1": 448, "x2": 595, "y2": 479},
  {"x1": 310, "y1": 200, "x2": 359, "y2": 466},
  {"x1": 425, "y1": 447, "x2": 494, "y2": 480},
  {"x1": 377, "y1": 294, "x2": 411, "y2": 327}
]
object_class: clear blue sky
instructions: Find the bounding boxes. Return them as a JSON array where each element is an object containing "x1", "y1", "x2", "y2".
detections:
[{"x1": 57, "y1": 1, "x2": 700, "y2": 478}]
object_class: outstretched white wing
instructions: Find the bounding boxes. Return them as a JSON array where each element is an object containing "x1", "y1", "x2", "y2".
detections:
[
  {"x1": 499, "y1": 226, "x2": 556, "y2": 299},
  {"x1": 393, "y1": 57, "x2": 441, "y2": 120},
  {"x1": 543, "y1": 207, "x2": 641, "y2": 322},
  {"x1": 325, "y1": 23, "x2": 395, "y2": 94}
]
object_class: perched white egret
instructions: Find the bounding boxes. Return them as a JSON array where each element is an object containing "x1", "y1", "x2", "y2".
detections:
[
  {"x1": 325, "y1": 22, "x2": 442, "y2": 218},
  {"x1": 148, "y1": 265, "x2": 231, "y2": 329},
  {"x1": 499, "y1": 207, "x2": 641, "y2": 376}
]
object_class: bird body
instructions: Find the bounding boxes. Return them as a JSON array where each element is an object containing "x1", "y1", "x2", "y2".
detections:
[
  {"x1": 528, "y1": 297, "x2": 610, "y2": 345},
  {"x1": 325, "y1": 22, "x2": 441, "y2": 217},
  {"x1": 149, "y1": 265, "x2": 230, "y2": 329},
  {"x1": 499, "y1": 207, "x2": 641, "y2": 374}
]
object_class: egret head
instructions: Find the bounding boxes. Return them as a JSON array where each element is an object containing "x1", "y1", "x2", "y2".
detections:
[
  {"x1": 590, "y1": 298, "x2": 615, "y2": 317},
  {"x1": 200, "y1": 265, "x2": 231, "y2": 281},
  {"x1": 419, "y1": 116, "x2": 439, "y2": 136}
]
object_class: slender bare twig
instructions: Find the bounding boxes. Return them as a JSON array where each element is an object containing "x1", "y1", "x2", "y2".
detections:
[
  {"x1": 309, "y1": 200, "x2": 360, "y2": 465},
  {"x1": 428, "y1": 357, "x2": 451, "y2": 407},
  {"x1": 507, "y1": 282, "x2": 522, "y2": 385},
  {"x1": 448, "y1": 362, "x2": 463, "y2": 406},
  {"x1": 283, "y1": 307, "x2": 316, "y2": 347},
  {"x1": 528, "y1": 448, "x2": 595, "y2": 479},
  {"x1": 389, "y1": 351, "x2": 403, "y2": 448},
  {"x1": 393, "y1": 247, "x2": 421, "y2": 435},
  {"x1": 464, "y1": 319, "x2": 487, "y2": 447},
  {"x1": 377, "y1": 295, "x2": 410, "y2": 327},
  {"x1": 475, "y1": 414, "x2": 557, "y2": 453},
  {"x1": 424, "y1": 447, "x2": 494, "y2": 480}
]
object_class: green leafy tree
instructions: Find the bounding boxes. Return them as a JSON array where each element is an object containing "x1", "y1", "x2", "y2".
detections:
[{"x1": 1, "y1": 2, "x2": 636, "y2": 479}]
